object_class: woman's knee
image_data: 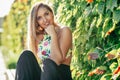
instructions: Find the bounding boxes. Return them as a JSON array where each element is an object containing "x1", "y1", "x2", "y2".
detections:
[{"x1": 50, "y1": 54, "x2": 63, "y2": 65}]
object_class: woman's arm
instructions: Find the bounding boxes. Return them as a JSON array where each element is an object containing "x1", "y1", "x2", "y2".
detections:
[
  {"x1": 45, "y1": 25, "x2": 63, "y2": 65},
  {"x1": 59, "y1": 27, "x2": 72, "y2": 60},
  {"x1": 45, "y1": 25, "x2": 72, "y2": 65}
]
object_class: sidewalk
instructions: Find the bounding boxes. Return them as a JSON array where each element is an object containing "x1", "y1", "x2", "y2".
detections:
[{"x1": 0, "y1": 52, "x2": 6, "y2": 80}]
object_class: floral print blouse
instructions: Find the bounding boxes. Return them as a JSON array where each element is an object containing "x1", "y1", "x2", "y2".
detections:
[{"x1": 38, "y1": 35, "x2": 51, "y2": 60}]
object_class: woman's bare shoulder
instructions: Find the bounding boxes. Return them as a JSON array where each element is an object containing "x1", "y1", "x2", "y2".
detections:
[{"x1": 60, "y1": 26, "x2": 72, "y2": 35}]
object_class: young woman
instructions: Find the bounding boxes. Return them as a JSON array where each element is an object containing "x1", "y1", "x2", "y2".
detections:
[{"x1": 15, "y1": 2, "x2": 72, "y2": 80}]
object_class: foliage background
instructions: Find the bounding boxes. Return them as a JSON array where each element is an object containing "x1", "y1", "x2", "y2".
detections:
[{"x1": 1, "y1": 0, "x2": 120, "y2": 79}]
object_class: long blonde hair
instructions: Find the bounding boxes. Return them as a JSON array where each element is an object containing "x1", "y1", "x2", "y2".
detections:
[{"x1": 27, "y1": 2, "x2": 53, "y2": 56}]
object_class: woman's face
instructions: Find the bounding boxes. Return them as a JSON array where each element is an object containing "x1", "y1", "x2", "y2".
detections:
[{"x1": 36, "y1": 7, "x2": 54, "y2": 29}]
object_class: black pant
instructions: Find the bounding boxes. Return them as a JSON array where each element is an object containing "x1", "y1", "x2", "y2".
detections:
[{"x1": 15, "y1": 50, "x2": 72, "y2": 80}]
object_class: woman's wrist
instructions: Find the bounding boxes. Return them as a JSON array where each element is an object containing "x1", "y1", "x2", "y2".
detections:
[{"x1": 50, "y1": 32, "x2": 57, "y2": 38}]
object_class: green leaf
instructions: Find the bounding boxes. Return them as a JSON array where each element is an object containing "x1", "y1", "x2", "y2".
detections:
[
  {"x1": 102, "y1": 18, "x2": 110, "y2": 31},
  {"x1": 83, "y1": 6, "x2": 92, "y2": 18},
  {"x1": 71, "y1": 68, "x2": 77, "y2": 78},
  {"x1": 87, "y1": 17, "x2": 97, "y2": 39},
  {"x1": 113, "y1": 10, "x2": 120, "y2": 24},
  {"x1": 109, "y1": 62, "x2": 118, "y2": 72},
  {"x1": 105, "y1": 23, "x2": 116, "y2": 37},
  {"x1": 106, "y1": 0, "x2": 117, "y2": 12},
  {"x1": 96, "y1": 1, "x2": 105, "y2": 14},
  {"x1": 98, "y1": 66, "x2": 107, "y2": 70},
  {"x1": 96, "y1": 14, "x2": 103, "y2": 27},
  {"x1": 102, "y1": 18, "x2": 111, "y2": 37},
  {"x1": 109, "y1": 49, "x2": 117, "y2": 55},
  {"x1": 80, "y1": 1, "x2": 87, "y2": 11},
  {"x1": 117, "y1": 48, "x2": 120, "y2": 65},
  {"x1": 92, "y1": 4, "x2": 98, "y2": 15},
  {"x1": 73, "y1": 28, "x2": 80, "y2": 39},
  {"x1": 100, "y1": 74, "x2": 112, "y2": 80}
]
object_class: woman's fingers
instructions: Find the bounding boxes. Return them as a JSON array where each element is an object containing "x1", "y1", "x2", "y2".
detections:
[
  {"x1": 45, "y1": 25, "x2": 55, "y2": 36},
  {"x1": 45, "y1": 25, "x2": 56, "y2": 36}
]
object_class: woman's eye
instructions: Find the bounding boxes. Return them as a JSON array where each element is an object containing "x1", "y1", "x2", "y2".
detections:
[
  {"x1": 37, "y1": 16, "x2": 41, "y2": 21},
  {"x1": 45, "y1": 12, "x2": 49, "y2": 16}
]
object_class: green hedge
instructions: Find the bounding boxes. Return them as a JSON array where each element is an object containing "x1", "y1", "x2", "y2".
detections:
[{"x1": 2, "y1": 0, "x2": 120, "y2": 79}]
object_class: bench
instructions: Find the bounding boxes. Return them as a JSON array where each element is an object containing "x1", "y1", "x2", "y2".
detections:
[{"x1": 5, "y1": 69, "x2": 16, "y2": 80}]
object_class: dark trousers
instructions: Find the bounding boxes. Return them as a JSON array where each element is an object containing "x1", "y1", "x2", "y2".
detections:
[{"x1": 15, "y1": 50, "x2": 72, "y2": 80}]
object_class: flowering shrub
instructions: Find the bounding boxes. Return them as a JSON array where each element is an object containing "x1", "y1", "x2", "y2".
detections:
[{"x1": 53, "y1": 0, "x2": 120, "y2": 79}]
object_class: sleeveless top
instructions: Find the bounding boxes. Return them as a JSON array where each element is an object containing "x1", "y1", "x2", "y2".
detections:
[
  {"x1": 38, "y1": 34, "x2": 51, "y2": 60},
  {"x1": 38, "y1": 29, "x2": 72, "y2": 60}
]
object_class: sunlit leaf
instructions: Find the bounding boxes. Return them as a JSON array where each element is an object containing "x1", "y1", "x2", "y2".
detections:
[
  {"x1": 105, "y1": 23, "x2": 116, "y2": 37},
  {"x1": 100, "y1": 74, "x2": 112, "y2": 80},
  {"x1": 96, "y1": 15, "x2": 103, "y2": 28},
  {"x1": 109, "y1": 62, "x2": 118, "y2": 72}
]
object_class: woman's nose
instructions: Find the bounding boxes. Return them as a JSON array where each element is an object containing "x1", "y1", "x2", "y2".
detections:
[{"x1": 43, "y1": 17, "x2": 47, "y2": 22}]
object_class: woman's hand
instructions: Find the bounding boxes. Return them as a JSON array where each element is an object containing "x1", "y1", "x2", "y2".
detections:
[{"x1": 45, "y1": 25, "x2": 56, "y2": 37}]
